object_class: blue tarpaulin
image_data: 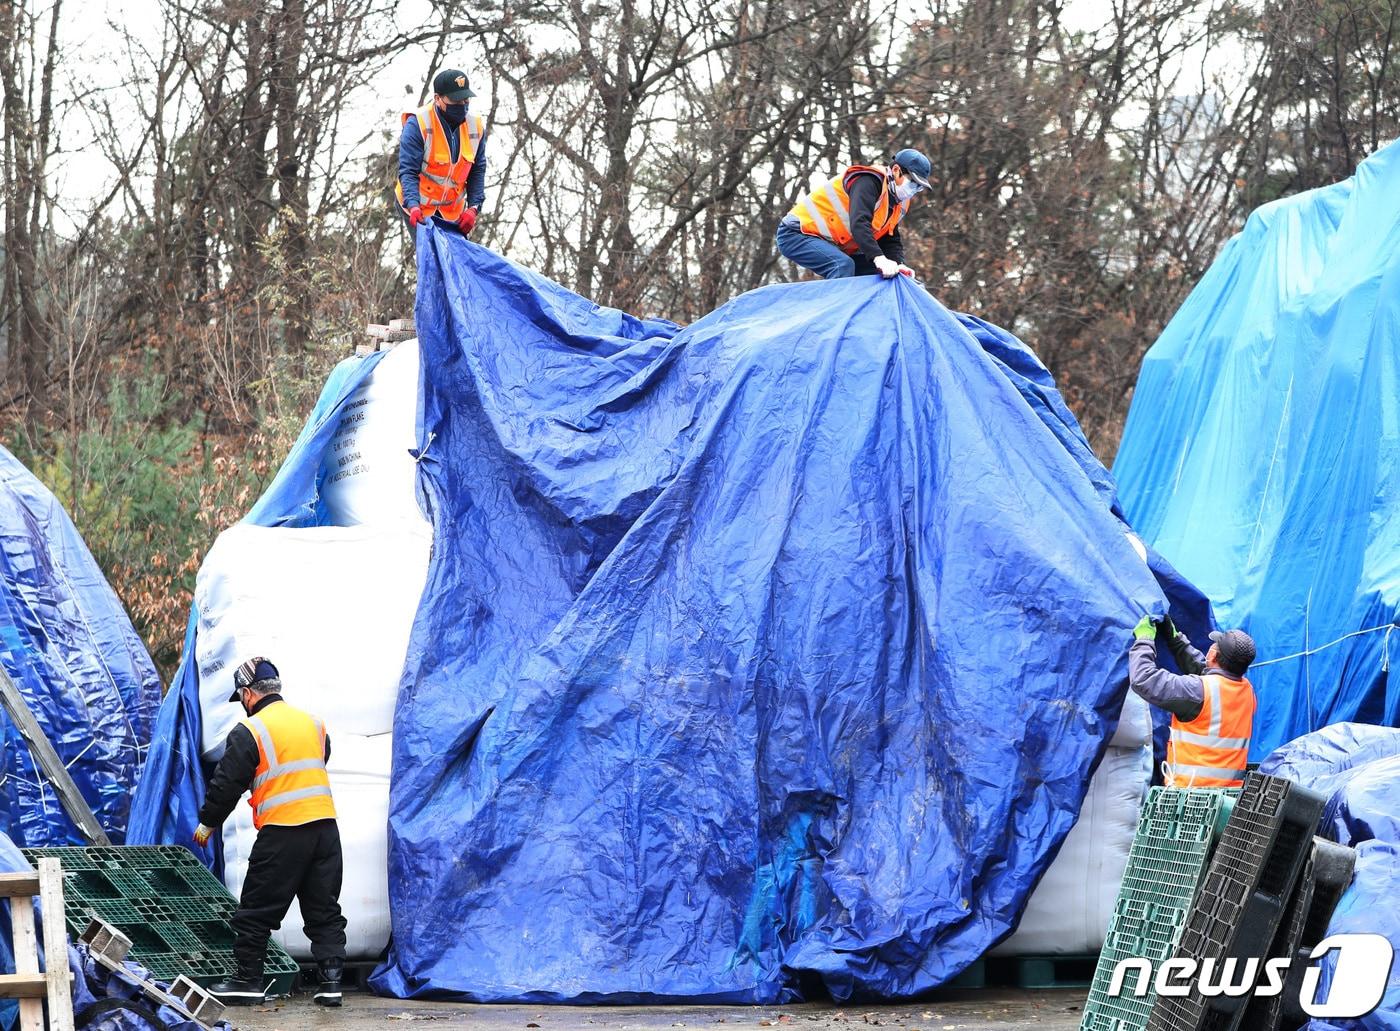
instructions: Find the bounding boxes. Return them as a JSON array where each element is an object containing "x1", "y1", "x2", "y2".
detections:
[
  {"x1": 1115, "y1": 140, "x2": 1400, "y2": 759},
  {"x1": 0, "y1": 446, "x2": 159, "y2": 845},
  {"x1": 133, "y1": 228, "x2": 1212, "y2": 1001}
]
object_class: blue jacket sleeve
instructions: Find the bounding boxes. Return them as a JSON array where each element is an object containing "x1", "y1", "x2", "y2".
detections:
[
  {"x1": 398, "y1": 118, "x2": 424, "y2": 210},
  {"x1": 465, "y1": 131, "x2": 487, "y2": 211}
]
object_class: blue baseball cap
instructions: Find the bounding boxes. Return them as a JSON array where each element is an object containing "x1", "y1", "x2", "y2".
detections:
[
  {"x1": 892, "y1": 148, "x2": 932, "y2": 188},
  {"x1": 230, "y1": 657, "x2": 281, "y2": 701}
]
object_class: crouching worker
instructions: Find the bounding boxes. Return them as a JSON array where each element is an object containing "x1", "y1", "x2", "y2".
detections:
[
  {"x1": 194, "y1": 657, "x2": 347, "y2": 1007},
  {"x1": 776, "y1": 148, "x2": 931, "y2": 280},
  {"x1": 1129, "y1": 617, "x2": 1257, "y2": 788}
]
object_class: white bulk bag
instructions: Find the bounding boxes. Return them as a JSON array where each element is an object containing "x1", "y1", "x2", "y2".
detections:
[
  {"x1": 194, "y1": 522, "x2": 430, "y2": 754},
  {"x1": 318, "y1": 339, "x2": 425, "y2": 527}
]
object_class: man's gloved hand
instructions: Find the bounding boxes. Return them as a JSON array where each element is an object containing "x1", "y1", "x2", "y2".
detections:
[
  {"x1": 407, "y1": 205, "x2": 425, "y2": 228},
  {"x1": 1133, "y1": 615, "x2": 1158, "y2": 641},
  {"x1": 193, "y1": 824, "x2": 213, "y2": 847},
  {"x1": 457, "y1": 207, "x2": 478, "y2": 235},
  {"x1": 873, "y1": 255, "x2": 900, "y2": 278},
  {"x1": 897, "y1": 263, "x2": 916, "y2": 278},
  {"x1": 1160, "y1": 616, "x2": 1179, "y2": 640}
]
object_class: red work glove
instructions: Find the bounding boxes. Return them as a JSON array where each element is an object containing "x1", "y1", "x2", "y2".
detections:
[
  {"x1": 407, "y1": 205, "x2": 425, "y2": 227},
  {"x1": 457, "y1": 207, "x2": 478, "y2": 235}
]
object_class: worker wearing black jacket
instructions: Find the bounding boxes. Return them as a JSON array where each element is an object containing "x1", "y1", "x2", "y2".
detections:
[
  {"x1": 777, "y1": 147, "x2": 932, "y2": 280},
  {"x1": 195, "y1": 657, "x2": 347, "y2": 1008}
]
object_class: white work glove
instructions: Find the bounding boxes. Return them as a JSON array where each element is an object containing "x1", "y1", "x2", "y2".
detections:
[
  {"x1": 897, "y1": 263, "x2": 916, "y2": 278},
  {"x1": 873, "y1": 255, "x2": 900, "y2": 278}
]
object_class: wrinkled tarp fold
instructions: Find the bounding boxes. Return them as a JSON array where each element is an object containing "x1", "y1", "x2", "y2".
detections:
[
  {"x1": 134, "y1": 227, "x2": 1213, "y2": 1002},
  {"x1": 374, "y1": 231, "x2": 1200, "y2": 1001},
  {"x1": 0, "y1": 446, "x2": 159, "y2": 845}
]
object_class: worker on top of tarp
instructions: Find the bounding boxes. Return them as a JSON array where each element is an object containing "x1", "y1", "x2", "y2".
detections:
[
  {"x1": 194, "y1": 657, "x2": 347, "y2": 1009},
  {"x1": 396, "y1": 67, "x2": 488, "y2": 240},
  {"x1": 776, "y1": 147, "x2": 930, "y2": 280},
  {"x1": 1129, "y1": 618, "x2": 1258, "y2": 788}
]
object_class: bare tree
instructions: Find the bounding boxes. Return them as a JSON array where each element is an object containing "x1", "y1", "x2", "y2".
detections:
[{"x1": 0, "y1": 0, "x2": 62, "y2": 408}]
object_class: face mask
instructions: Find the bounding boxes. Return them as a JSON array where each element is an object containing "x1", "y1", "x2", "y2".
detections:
[
  {"x1": 892, "y1": 177, "x2": 921, "y2": 203},
  {"x1": 439, "y1": 102, "x2": 468, "y2": 127}
]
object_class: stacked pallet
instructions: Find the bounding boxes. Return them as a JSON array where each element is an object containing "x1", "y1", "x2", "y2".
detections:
[{"x1": 22, "y1": 845, "x2": 301, "y2": 995}]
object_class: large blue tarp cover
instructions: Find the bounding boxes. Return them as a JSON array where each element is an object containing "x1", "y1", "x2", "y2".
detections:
[
  {"x1": 1115, "y1": 140, "x2": 1400, "y2": 759},
  {"x1": 1260, "y1": 725, "x2": 1400, "y2": 1029},
  {"x1": 132, "y1": 228, "x2": 1212, "y2": 1001},
  {"x1": 0, "y1": 446, "x2": 159, "y2": 845}
]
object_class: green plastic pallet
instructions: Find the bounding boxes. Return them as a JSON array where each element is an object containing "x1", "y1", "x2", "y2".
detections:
[
  {"x1": 21, "y1": 845, "x2": 301, "y2": 996},
  {"x1": 1079, "y1": 788, "x2": 1236, "y2": 1031}
]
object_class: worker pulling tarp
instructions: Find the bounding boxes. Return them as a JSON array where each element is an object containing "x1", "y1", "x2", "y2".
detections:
[
  {"x1": 1114, "y1": 138, "x2": 1400, "y2": 758},
  {"x1": 132, "y1": 229, "x2": 1212, "y2": 1002},
  {"x1": 0, "y1": 445, "x2": 159, "y2": 845}
]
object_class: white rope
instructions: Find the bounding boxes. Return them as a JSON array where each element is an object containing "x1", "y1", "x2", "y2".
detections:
[
  {"x1": 63, "y1": 738, "x2": 98, "y2": 770},
  {"x1": 1251, "y1": 621, "x2": 1400, "y2": 668}
]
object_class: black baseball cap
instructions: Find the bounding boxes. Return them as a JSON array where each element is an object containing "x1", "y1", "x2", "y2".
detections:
[
  {"x1": 230, "y1": 657, "x2": 281, "y2": 701},
  {"x1": 432, "y1": 69, "x2": 475, "y2": 101},
  {"x1": 1209, "y1": 630, "x2": 1256, "y2": 675}
]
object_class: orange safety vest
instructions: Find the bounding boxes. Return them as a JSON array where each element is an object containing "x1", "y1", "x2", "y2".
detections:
[
  {"x1": 395, "y1": 104, "x2": 487, "y2": 220},
  {"x1": 788, "y1": 165, "x2": 911, "y2": 255},
  {"x1": 240, "y1": 701, "x2": 336, "y2": 830},
  {"x1": 1165, "y1": 673, "x2": 1256, "y2": 788}
]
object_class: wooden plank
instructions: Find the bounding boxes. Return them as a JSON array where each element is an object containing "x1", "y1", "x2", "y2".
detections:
[
  {"x1": 38, "y1": 858, "x2": 75, "y2": 1031},
  {"x1": 0, "y1": 873, "x2": 40, "y2": 897},
  {"x1": 9, "y1": 896, "x2": 44, "y2": 1031},
  {"x1": 0, "y1": 667, "x2": 110, "y2": 844},
  {"x1": 0, "y1": 973, "x2": 48, "y2": 998}
]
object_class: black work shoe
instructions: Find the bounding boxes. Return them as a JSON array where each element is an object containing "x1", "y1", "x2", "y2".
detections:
[
  {"x1": 313, "y1": 979, "x2": 342, "y2": 1007},
  {"x1": 208, "y1": 976, "x2": 266, "y2": 1006},
  {"x1": 314, "y1": 958, "x2": 344, "y2": 1007}
]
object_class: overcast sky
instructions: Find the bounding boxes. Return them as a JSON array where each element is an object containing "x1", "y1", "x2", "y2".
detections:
[{"x1": 45, "y1": 0, "x2": 1243, "y2": 229}]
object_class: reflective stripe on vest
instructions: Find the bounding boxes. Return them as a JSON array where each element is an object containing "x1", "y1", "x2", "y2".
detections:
[
  {"x1": 1165, "y1": 672, "x2": 1256, "y2": 788},
  {"x1": 788, "y1": 165, "x2": 911, "y2": 255},
  {"x1": 394, "y1": 106, "x2": 486, "y2": 219},
  {"x1": 241, "y1": 702, "x2": 336, "y2": 829}
]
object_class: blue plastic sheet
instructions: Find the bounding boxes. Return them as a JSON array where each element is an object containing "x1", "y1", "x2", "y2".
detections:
[
  {"x1": 1260, "y1": 722, "x2": 1400, "y2": 803},
  {"x1": 373, "y1": 230, "x2": 1195, "y2": 1002},
  {"x1": 133, "y1": 228, "x2": 1215, "y2": 1002},
  {"x1": 0, "y1": 446, "x2": 159, "y2": 845},
  {"x1": 1115, "y1": 139, "x2": 1400, "y2": 758}
]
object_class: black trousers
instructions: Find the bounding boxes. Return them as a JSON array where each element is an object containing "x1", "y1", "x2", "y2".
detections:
[{"x1": 231, "y1": 820, "x2": 347, "y2": 975}]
